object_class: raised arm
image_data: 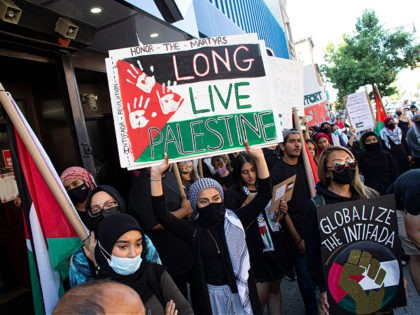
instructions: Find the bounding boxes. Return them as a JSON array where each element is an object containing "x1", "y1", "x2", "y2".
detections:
[
  {"x1": 150, "y1": 155, "x2": 192, "y2": 241},
  {"x1": 246, "y1": 142, "x2": 270, "y2": 180},
  {"x1": 235, "y1": 142, "x2": 272, "y2": 225}
]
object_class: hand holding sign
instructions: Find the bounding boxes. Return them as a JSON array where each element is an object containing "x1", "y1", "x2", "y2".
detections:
[{"x1": 339, "y1": 249, "x2": 386, "y2": 314}]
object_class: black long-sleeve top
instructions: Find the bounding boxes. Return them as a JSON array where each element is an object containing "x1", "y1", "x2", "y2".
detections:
[
  {"x1": 152, "y1": 177, "x2": 271, "y2": 315},
  {"x1": 303, "y1": 182, "x2": 353, "y2": 293}
]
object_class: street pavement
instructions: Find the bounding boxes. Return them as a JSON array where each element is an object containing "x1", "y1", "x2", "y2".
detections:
[{"x1": 279, "y1": 265, "x2": 419, "y2": 314}]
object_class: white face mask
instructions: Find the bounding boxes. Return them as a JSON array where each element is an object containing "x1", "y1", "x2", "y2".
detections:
[{"x1": 99, "y1": 241, "x2": 142, "y2": 275}]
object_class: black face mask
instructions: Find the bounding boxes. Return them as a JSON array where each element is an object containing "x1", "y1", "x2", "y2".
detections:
[
  {"x1": 197, "y1": 202, "x2": 226, "y2": 228},
  {"x1": 79, "y1": 211, "x2": 103, "y2": 232},
  {"x1": 79, "y1": 208, "x2": 120, "y2": 233},
  {"x1": 323, "y1": 127, "x2": 331, "y2": 134},
  {"x1": 364, "y1": 142, "x2": 380, "y2": 151},
  {"x1": 395, "y1": 111, "x2": 402, "y2": 116},
  {"x1": 68, "y1": 183, "x2": 89, "y2": 205},
  {"x1": 387, "y1": 123, "x2": 396, "y2": 130},
  {"x1": 332, "y1": 167, "x2": 356, "y2": 185}
]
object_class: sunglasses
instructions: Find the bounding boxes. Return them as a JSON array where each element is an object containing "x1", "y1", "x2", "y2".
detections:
[{"x1": 328, "y1": 159, "x2": 358, "y2": 173}]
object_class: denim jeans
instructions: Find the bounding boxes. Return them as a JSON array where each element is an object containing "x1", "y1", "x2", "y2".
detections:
[{"x1": 292, "y1": 244, "x2": 318, "y2": 315}]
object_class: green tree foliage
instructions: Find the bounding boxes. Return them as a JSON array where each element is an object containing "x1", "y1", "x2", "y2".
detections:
[{"x1": 321, "y1": 10, "x2": 420, "y2": 101}]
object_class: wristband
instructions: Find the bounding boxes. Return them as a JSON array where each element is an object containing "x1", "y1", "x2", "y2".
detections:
[
  {"x1": 150, "y1": 178, "x2": 161, "y2": 181},
  {"x1": 82, "y1": 232, "x2": 91, "y2": 244}
]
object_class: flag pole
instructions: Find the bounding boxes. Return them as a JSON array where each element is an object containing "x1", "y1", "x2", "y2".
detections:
[
  {"x1": 0, "y1": 83, "x2": 88, "y2": 242},
  {"x1": 172, "y1": 162, "x2": 186, "y2": 198},
  {"x1": 292, "y1": 107, "x2": 316, "y2": 197}
]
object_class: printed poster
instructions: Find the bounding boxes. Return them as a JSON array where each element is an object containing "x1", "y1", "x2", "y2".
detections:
[
  {"x1": 317, "y1": 195, "x2": 406, "y2": 314},
  {"x1": 303, "y1": 64, "x2": 330, "y2": 127},
  {"x1": 106, "y1": 34, "x2": 283, "y2": 169}
]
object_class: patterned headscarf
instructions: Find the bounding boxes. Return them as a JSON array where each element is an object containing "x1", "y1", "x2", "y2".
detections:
[
  {"x1": 60, "y1": 166, "x2": 96, "y2": 189},
  {"x1": 188, "y1": 178, "x2": 224, "y2": 215}
]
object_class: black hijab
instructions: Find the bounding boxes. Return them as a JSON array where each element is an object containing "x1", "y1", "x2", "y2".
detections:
[
  {"x1": 360, "y1": 131, "x2": 383, "y2": 157},
  {"x1": 94, "y1": 213, "x2": 165, "y2": 304}
]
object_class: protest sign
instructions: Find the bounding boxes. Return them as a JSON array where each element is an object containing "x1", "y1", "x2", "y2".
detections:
[
  {"x1": 268, "y1": 57, "x2": 303, "y2": 129},
  {"x1": 106, "y1": 34, "x2": 282, "y2": 169},
  {"x1": 345, "y1": 91, "x2": 375, "y2": 132},
  {"x1": 303, "y1": 64, "x2": 330, "y2": 127},
  {"x1": 269, "y1": 175, "x2": 296, "y2": 212},
  {"x1": 317, "y1": 195, "x2": 406, "y2": 314}
]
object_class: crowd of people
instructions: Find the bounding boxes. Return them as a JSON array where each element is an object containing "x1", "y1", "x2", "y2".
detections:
[{"x1": 53, "y1": 107, "x2": 420, "y2": 315}]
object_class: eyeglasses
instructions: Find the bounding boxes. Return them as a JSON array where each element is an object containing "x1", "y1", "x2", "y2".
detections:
[
  {"x1": 88, "y1": 200, "x2": 119, "y2": 217},
  {"x1": 327, "y1": 159, "x2": 358, "y2": 173}
]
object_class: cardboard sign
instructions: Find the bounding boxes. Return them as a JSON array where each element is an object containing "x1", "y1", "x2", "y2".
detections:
[
  {"x1": 106, "y1": 34, "x2": 283, "y2": 169},
  {"x1": 316, "y1": 195, "x2": 406, "y2": 314},
  {"x1": 345, "y1": 91, "x2": 375, "y2": 132},
  {"x1": 269, "y1": 174, "x2": 296, "y2": 212},
  {"x1": 263, "y1": 175, "x2": 296, "y2": 233}
]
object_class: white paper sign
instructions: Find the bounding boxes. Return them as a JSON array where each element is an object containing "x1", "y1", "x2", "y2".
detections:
[
  {"x1": 268, "y1": 57, "x2": 304, "y2": 129},
  {"x1": 345, "y1": 91, "x2": 375, "y2": 132}
]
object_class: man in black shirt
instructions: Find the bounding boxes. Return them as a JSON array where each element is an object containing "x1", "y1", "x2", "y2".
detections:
[
  {"x1": 387, "y1": 169, "x2": 420, "y2": 294},
  {"x1": 270, "y1": 130, "x2": 318, "y2": 315}
]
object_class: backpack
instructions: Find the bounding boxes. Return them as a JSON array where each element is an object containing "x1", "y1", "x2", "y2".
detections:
[{"x1": 311, "y1": 194, "x2": 325, "y2": 208}]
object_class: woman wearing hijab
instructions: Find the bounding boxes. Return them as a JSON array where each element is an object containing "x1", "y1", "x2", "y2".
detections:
[
  {"x1": 60, "y1": 166, "x2": 96, "y2": 213},
  {"x1": 304, "y1": 146, "x2": 379, "y2": 315},
  {"x1": 348, "y1": 131, "x2": 398, "y2": 195},
  {"x1": 150, "y1": 143, "x2": 272, "y2": 315},
  {"x1": 69, "y1": 185, "x2": 161, "y2": 287},
  {"x1": 84, "y1": 213, "x2": 193, "y2": 315},
  {"x1": 225, "y1": 153, "x2": 286, "y2": 313},
  {"x1": 379, "y1": 116, "x2": 410, "y2": 175}
]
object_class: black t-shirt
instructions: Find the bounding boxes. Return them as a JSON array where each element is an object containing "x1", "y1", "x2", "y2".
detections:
[
  {"x1": 128, "y1": 171, "x2": 194, "y2": 276},
  {"x1": 269, "y1": 158, "x2": 311, "y2": 234},
  {"x1": 211, "y1": 172, "x2": 234, "y2": 190},
  {"x1": 387, "y1": 169, "x2": 420, "y2": 216}
]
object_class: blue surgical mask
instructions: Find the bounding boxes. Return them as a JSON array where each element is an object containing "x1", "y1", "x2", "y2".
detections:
[
  {"x1": 99, "y1": 241, "x2": 142, "y2": 275},
  {"x1": 333, "y1": 129, "x2": 341, "y2": 136}
]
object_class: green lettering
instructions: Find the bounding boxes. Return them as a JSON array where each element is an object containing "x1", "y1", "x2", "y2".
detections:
[{"x1": 235, "y1": 82, "x2": 251, "y2": 109}]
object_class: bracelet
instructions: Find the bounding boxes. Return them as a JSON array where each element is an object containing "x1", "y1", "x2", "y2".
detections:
[
  {"x1": 295, "y1": 238, "x2": 303, "y2": 245},
  {"x1": 82, "y1": 232, "x2": 91, "y2": 244},
  {"x1": 280, "y1": 210, "x2": 288, "y2": 216},
  {"x1": 150, "y1": 178, "x2": 161, "y2": 181}
]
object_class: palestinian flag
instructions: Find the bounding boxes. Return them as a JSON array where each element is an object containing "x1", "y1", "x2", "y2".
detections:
[
  {"x1": 303, "y1": 139, "x2": 319, "y2": 185},
  {"x1": 116, "y1": 59, "x2": 184, "y2": 162},
  {"x1": 327, "y1": 241, "x2": 400, "y2": 314},
  {"x1": 373, "y1": 84, "x2": 386, "y2": 136},
  {"x1": 6, "y1": 95, "x2": 80, "y2": 314}
]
